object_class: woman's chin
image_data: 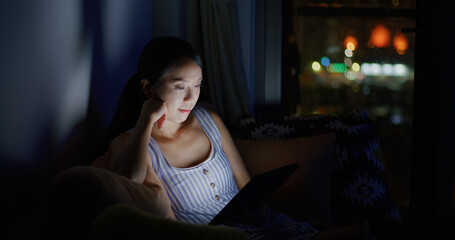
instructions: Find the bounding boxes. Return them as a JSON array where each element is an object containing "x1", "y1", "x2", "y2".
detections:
[{"x1": 167, "y1": 114, "x2": 191, "y2": 125}]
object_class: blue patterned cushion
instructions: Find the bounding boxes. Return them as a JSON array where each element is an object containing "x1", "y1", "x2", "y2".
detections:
[{"x1": 239, "y1": 107, "x2": 401, "y2": 226}]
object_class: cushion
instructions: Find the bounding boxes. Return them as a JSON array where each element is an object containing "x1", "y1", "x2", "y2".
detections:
[
  {"x1": 234, "y1": 132, "x2": 335, "y2": 230},
  {"x1": 239, "y1": 114, "x2": 335, "y2": 140},
  {"x1": 238, "y1": 107, "x2": 401, "y2": 227},
  {"x1": 89, "y1": 203, "x2": 248, "y2": 240},
  {"x1": 328, "y1": 115, "x2": 402, "y2": 226},
  {"x1": 49, "y1": 166, "x2": 173, "y2": 237}
]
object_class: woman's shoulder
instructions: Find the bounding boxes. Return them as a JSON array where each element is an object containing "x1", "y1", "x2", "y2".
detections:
[{"x1": 194, "y1": 102, "x2": 228, "y2": 133}]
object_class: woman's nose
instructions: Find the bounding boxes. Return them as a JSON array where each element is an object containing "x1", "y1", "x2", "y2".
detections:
[{"x1": 184, "y1": 89, "x2": 193, "y2": 102}]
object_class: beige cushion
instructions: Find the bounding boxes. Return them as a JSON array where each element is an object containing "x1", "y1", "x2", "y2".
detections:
[
  {"x1": 50, "y1": 166, "x2": 173, "y2": 220},
  {"x1": 234, "y1": 132, "x2": 335, "y2": 229}
]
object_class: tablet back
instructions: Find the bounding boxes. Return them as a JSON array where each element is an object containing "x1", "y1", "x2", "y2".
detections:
[{"x1": 209, "y1": 162, "x2": 299, "y2": 225}]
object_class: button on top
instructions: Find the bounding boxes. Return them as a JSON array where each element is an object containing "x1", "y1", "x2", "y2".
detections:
[
  {"x1": 210, "y1": 182, "x2": 215, "y2": 188},
  {"x1": 203, "y1": 169, "x2": 209, "y2": 175}
]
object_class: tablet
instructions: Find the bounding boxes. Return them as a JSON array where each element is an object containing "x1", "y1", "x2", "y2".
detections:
[{"x1": 209, "y1": 162, "x2": 299, "y2": 225}]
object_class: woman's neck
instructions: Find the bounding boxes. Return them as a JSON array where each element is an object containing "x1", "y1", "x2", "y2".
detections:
[{"x1": 151, "y1": 114, "x2": 194, "y2": 139}]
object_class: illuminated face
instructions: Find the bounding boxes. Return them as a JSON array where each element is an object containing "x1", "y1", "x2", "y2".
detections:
[{"x1": 156, "y1": 58, "x2": 202, "y2": 124}]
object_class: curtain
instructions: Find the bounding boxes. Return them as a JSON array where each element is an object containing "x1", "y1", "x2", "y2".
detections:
[{"x1": 198, "y1": 0, "x2": 251, "y2": 132}]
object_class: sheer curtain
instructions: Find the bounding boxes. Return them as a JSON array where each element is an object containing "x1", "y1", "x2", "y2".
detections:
[{"x1": 198, "y1": 0, "x2": 251, "y2": 132}]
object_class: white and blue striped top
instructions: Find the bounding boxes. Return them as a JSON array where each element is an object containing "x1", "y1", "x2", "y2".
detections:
[{"x1": 147, "y1": 105, "x2": 239, "y2": 224}]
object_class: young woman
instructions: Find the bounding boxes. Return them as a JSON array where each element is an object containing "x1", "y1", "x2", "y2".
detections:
[{"x1": 105, "y1": 36, "x2": 375, "y2": 240}]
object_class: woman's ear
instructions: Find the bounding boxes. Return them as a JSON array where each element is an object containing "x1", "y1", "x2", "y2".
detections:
[{"x1": 141, "y1": 78, "x2": 154, "y2": 98}]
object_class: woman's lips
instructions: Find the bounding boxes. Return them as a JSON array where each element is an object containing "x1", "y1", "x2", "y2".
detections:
[{"x1": 179, "y1": 109, "x2": 191, "y2": 113}]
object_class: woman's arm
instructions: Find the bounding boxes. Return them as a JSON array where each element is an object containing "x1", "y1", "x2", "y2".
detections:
[
  {"x1": 207, "y1": 108, "x2": 251, "y2": 189},
  {"x1": 107, "y1": 117, "x2": 153, "y2": 184},
  {"x1": 107, "y1": 99, "x2": 175, "y2": 219},
  {"x1": 108, "y1": 99, "x2": 166, "y2": 184}
]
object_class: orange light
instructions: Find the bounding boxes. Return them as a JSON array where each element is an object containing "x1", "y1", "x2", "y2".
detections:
[
  {"x1": 393, "y1": 33, "x2": 408, "y2": 54},
  {"x1": 370, "y1": 24, "x2": 391, "y2": 48},
  {"x1": 344, "y1": 35, "x2": 357, "y2": 51}
]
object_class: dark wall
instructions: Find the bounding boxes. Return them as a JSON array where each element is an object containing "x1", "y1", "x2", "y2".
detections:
[
  {"x1": 410, "y1": 0, "x2": 455, "y2": 239},
  {"x1": 0, "y1": 0, "x2": 154, "y2": 238}
]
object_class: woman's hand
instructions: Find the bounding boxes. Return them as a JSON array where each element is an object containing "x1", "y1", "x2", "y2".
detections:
[{"x1": 140, "y1": 97, "x2": 167, "y2": 130}]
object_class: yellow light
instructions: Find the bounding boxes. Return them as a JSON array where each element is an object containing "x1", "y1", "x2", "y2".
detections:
[
  {"x1": 352, "y1": 62, "x2": 360, "y2": 72},
  {"x1": 312, "y1": 61, "x2": 321, "y2": 71},
  {"x1": 344, "y1": 35, "x2": 357, "y2": 50}
]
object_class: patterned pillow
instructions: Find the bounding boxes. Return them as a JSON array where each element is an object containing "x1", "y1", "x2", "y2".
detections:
[
  {"x1": 238, "y1": 107, "x2": 401, "y2": 227},
  {"x1": 239, "y1": 114, "x2": 335, "y2": 140},
  {"x1": 327, "y1": 109, "x2": 401, "y2": 226}
]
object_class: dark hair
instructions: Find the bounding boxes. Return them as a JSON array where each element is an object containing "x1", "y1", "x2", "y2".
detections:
[{"x1": 104, "y1": 36, "x2": 203, "y2": 149}]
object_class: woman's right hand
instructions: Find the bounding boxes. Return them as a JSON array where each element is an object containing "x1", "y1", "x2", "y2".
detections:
[{"x1": 140, "y1": 97, "x2": 167, "y2": 130}]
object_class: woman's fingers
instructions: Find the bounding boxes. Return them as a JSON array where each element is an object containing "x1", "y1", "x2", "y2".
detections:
[
  {"x1": 152, "y1": 101, "x2": 167, "y2": 129},
  {"x1": 140, "y1": 98, "x2": 167, "y2": 128},
  {"x1": 157, "y1": 113, "x2": 166, "y2": 130}
]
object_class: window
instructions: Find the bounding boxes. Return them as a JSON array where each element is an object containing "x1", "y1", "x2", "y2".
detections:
[{"x1": 282, "y1": 0, "x2": 416, "y2": 209}]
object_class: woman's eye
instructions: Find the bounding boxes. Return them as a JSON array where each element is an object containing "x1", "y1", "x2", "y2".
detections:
[
  {"x1": 195, "y1": 84, "x2": 202, "y2": 88},
  {"x1": 175, "y1": 86, "x2": 185, "y2": 90}
]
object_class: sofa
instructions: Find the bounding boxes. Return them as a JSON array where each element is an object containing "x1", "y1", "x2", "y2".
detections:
[{"x1": 48, "y1": 107, "x2": 401, "y2": 239}]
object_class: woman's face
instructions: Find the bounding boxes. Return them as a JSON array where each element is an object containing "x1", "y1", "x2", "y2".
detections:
[{"x1": 155, "y1": 58, "x2": 202, "y2": 124}]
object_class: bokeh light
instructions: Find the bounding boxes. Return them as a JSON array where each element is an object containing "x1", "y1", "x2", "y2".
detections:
[
  {"x1": 345, "y1": 70, "x2": 357, "y2": 80},
  {"x1": 361, "y1": 63, "x2": 409, "y2": 76},
  {"x1": 312, "y1": 61, "x2": 321, "y2": 71},
  {"x1": 383, "y1": 64, "x2": 393, "y2": 75},
  {"x1": 344, "y1": 58, "x2": 353, "y2": 67},
  {"x1": 371, "y1": 63, "x2": 382, "y2": 75},
  {"x1": 344, "y1": 49, "x2": 353, "y2": 57},
  {"x1": 352, "y1": 62, "x2": 360, "y2": 71},
  {"x1": 394, "y1": 64, "x2": 407, "y2": 76},
  {"x1": 370, "y1": 24, "x2": 391, "y2": 48},
  {"x1": 328, "y1": 63, "x2": 347, "y2": 73},
  {"x1": 344, "y1": 35, "x2": 357, "y2": 50},
  {"x1": 321, "y1": 56, "x2": 330, "y2": 67},
  {"x1": 393, "y1": 33, "x2": 409, "y2": 55}
]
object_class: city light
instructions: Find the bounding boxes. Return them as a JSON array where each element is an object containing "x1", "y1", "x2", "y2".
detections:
[
  {"x1": 345, "y1": 70, "x2": 357, "y2": 80},
  {"x1": 344, "y1": 48, "x2": 353, "y2": 57},
  {"x1": 352, "y1": 62, "x2": 360, "y2": 71},
  {"x1": 360, "y1": 63, "x2": 409, "y2": 77},
  {"x1": 370, "y1": 24, "x2": 391, "y2": 48},
  {"x1": 321, "y1": 56, "x2": 330, "y2": 67},
  {"x1": 370, "y1": 63, "x2": 382, "y2": 75},
  {"x1": 382, "y1": 64, "x2": 393, "y2": 75},
  {"x1": 393, "y1": 33, "x2": 409, "y2": 55},
  {"x1": 312, "y1": 61, "x2": 321, "y2": 71},
  {"x1": 327, "y1": 63, "x2": 347, "y2": 73},
  {"x1": 344, "y1": 35, "x2": 357, "y2": 50},
  {"x1": 394, "y1": 64, "x2": 407, "y2": 76}
]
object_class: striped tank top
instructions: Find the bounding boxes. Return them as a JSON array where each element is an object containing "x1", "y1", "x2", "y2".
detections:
[{"x1": 147, "y1": 105, "x2": 239, "y2": 224}]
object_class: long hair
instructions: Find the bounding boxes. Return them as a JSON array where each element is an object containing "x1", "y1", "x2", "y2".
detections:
[{"x1": 104, "y1": 37, "x2": 203, "y2": 150}]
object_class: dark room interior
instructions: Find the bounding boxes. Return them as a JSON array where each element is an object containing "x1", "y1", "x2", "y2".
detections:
[{"x1": 1, "y1": 0, "x2": 453, "y2": 239}]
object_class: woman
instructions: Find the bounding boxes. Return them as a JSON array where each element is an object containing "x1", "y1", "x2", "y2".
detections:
[{"x1": 105, "y1": 36, "x2": 375, "y2": 240}]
